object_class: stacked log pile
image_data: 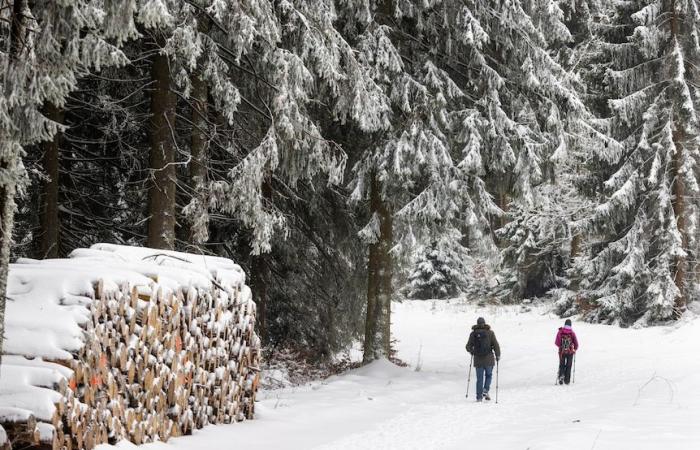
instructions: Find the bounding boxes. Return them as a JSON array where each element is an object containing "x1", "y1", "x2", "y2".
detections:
[{"x1": 0, "y1": 244, "x2": 260, "y2": 449}]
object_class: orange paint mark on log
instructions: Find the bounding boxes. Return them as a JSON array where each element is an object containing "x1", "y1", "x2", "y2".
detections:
[
  {"x1": 91, "y1": 375, "x2": 103, "y2": 387},
  {"x1": 69, "y1": 378, "x2": 77, "y2": 391}
]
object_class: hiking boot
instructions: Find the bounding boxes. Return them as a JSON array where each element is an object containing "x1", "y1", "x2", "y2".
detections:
[
  {"x1": 484, "y1": 392, "x2": 491, "y2": 401},
  {"x1": 558, "y1": 376, "x2": 564, "y2": 385},
  {"x1": 476, "y1": 398, "x2": 483, "y2": 403}
]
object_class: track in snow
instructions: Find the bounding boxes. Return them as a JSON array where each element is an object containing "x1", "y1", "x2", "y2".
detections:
[{"x1": 104, "y1": 300, "x2": 700, "y2": 450}]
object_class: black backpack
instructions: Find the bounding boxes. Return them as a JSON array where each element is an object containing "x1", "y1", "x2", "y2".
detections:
[{"x1": 473, "y1": 329, "x2": 491, "y2": 356}]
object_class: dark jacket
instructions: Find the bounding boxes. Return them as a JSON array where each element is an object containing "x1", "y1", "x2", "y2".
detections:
[{"x1": 466, "y1": 324, "x2": 501, "y2": 368}]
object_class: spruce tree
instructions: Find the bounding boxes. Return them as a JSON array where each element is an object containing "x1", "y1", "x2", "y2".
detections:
[
  {"x1": 405, "y1": 236, "x2": 471, "y2": 300},
  {"x1": 344, "y1": 0, "x2": 605, "y2": 361},
  {"x1": 0, "y1": 0, "x2": 125, "y2": 361},
  {"x1": 491, "y1": 0, "x2": 612, "y2": 303},
  {"x1": 560, "y1": 0, "x2": 700, "y2": 325}
]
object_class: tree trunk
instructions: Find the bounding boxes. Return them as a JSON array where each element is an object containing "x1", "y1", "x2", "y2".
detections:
[
  {"x1": 669, "y1": 5, "x2": 688, "y2": 316},
  {"x1": 379, "y1": 206, "x2": 393, "y2": 356},
  {"x1": 362, "y1": 0, "x2": 395, "y2": 364},
  {"x1": 38, "y1": 103, "x2": 63, "y2": 259},
  {"x1": 570, "y1": 233, "x2": 581, "y2": 261},
  {"x1": 249, "y1": 176, "x2": 272, "y2": 342},
  {"x1": 249, "y1": 253, "x2": 269, "y2": 343},
  {"x1": 190, "y1": 74, "x2": 207, "y2": 193},
  {"x1": 363, "y1": 172, "x2": 393, "y2": 363},
  {"x1": 497, "y1": 189, "x2": 509, "y2": 229},
  {"x1": 0, "y1": 0, "x2": 29, "y2": 368},
  {"x1": 672, "y1": 130, "x2": 687, "y2": 316},
  {"x1": 9, "y1": 0, "x2": 26, "y2": 58},
  {"x1": 188, "y1": 73, "x2": 208, "y2": 243},
  {"x1": 363, "y1": 221, "x2": 379, "y2": 362},
  {"x1": 147, "y1": 48, "x2": 177, "y2": 250}
]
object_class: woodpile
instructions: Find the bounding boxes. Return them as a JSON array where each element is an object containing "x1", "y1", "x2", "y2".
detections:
[{"x1": 0, "y1": 245, "x2": 260, "y2": 449}]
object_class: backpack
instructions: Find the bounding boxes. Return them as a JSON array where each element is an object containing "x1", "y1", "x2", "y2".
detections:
[
  {"x1": 472, "y1": 330, "x2": 491, "y2": 356},
  {"x1": 560, "y1": 333, "x2": 574, "y2": 355}
]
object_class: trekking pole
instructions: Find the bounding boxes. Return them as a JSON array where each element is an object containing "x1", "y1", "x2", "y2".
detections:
[
  {"x1": 466, "y1": 354, "x2": 473, "y2": 397},
  {"x1": 495, "y1": 360, "x2": 499, "y2": 404}
]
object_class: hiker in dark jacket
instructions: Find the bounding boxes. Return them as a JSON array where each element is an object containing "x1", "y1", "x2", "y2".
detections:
[
  {"x1": 555, "y1": 318, "x2": 579, "y2": 385},
  {"x1": 466, "y1": 317, "x2": 501, "y2": 402}
]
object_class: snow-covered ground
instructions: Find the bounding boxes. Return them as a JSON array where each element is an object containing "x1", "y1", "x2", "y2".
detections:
[{"x1": 103, "y1": 300, "x2": 700, "y2": 450}]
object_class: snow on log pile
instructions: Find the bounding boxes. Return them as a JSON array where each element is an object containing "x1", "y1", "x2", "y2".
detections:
[{"x1": 0, "y1": 244, "x2": 260, "y2": 449}]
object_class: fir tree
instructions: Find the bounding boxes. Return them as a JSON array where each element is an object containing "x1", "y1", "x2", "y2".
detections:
[
  {"x1": 0, "y1": 0, "x2": 125, "y2": 361},
  {"x1": 560, "y1": 0, "x2": 700, "y2": 325},
  {"x1": 491, "y1": 0, "x2": 613, "y2": 303},
  {"x1": 346, "y1": 0, "x2": 605, "y2": 361},
  {"x1": 405, "y1": 235, "x2": 471, "y2": 300}
]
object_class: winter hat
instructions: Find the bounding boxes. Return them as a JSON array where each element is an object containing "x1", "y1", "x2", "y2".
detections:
[
  {"x1": 477, "y1": 317, "x2": 486, "y2": 325},
  {"x1": 565, "y1": 319, "x2": 572, "y2": 326}
]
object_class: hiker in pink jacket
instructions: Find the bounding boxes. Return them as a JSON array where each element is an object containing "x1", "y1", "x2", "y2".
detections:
[{"x1": 555, "y1": 319, "x2": 579, "y2": 385}]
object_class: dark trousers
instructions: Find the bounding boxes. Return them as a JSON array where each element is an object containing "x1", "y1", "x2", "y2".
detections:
[{"x1": 558, "y1": 353, "x2": 574, "y2": 384}]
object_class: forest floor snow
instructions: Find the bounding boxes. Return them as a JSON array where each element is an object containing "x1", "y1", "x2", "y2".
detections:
[{"x1": 102, "y1": 299, "x2": 700, "y2": 450}]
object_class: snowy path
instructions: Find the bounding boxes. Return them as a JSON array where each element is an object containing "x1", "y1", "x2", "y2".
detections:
[{"x1": 105, "y1": 300, "x2": 700, "y2": 450}]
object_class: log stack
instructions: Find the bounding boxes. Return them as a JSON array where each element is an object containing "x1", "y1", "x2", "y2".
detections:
[{"x1": 0, "y1": 244, "x2": 260, "y2": 449}]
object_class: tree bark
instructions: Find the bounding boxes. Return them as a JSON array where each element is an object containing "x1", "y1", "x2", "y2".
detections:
[
  {"x1": 249, "y1": 176, "x2": 272, "y2": 342},
  {"x1": 38, "y1": 102, "x2": 63, "y2": 259},
  {"x1": 669, "y1": 4, "x2": 688, "y2": 316},
  {"x1": 9, "y1": 0, "x2": 26, "y2": 58},
  {"x1": 190, "y1": 74, "x2": 207, "y2": 194},
  {"x1": 188, "y1": 73, "x2": 208, "y2": 243},
  {"x1": 672, "y1": 130, "x2": 687, "y2": 316},
  {"x1": 379, "y1": 205, "x2": 393, "y2": 356},
  {"x1": 497, "y1": 189, "x2": 509, "y2": 229},
  {"x1": 249, "y1": 253, "x2": 269, "y2": 343},
  {"x1": 363, "y1": 172, "x2": 393, "y2": 363},
  {"x1": 363, "y1": 218, "x2": 379, "y2": 362},
  {"x1": 147, "y1": 48, "x2": 177, "y2": 250},
  {"x1": 361, "y1": 0, "x2": 395, "y2": 365},
  {"x1": 0, "y1": 0, "x2": 29, "y2": 368},
  {"x1": 570, "y1": 233, "x2": 581, "y2": 260}
]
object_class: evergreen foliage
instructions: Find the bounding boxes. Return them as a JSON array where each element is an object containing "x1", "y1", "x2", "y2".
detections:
[
  {"x1": 2, "y1": 0, "x2": 699, "y2": 366},
  {"x1": 558, "y1": 0, "x2": 700, "y2": 326},
  {"x1": 405, "y1": 236, "x2": 470, "y2": 300}
]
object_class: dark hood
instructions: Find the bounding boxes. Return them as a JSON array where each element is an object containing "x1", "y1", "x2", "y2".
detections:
[{"x1": 472, "y1": 324, "x2": 491, "y2": 331}]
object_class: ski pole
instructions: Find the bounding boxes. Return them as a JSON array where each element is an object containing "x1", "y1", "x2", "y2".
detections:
[
  {"x1": 495, "y1": 359, "x2": 499, "y2": 404},
  {"x1": 466, "y1": 354, "x2": 473, "y2": 397}
]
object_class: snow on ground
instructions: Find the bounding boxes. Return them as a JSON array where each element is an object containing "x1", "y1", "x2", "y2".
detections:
[{"x1": 102, "y1": 299, "x2": 700, "y2": 450}]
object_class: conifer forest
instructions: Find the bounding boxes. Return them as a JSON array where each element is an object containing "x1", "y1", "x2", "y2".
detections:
[
  {"x1": 5, "y1": 1, "x2": 700, "y2": 449},
  {"x1": 2, "y1": 0, "x2": 699, "y2": 364}
]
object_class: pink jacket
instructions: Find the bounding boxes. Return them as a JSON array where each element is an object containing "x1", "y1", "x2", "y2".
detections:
[{"x1": 555, "y1": 326, "x2": 579, "y2": 353}]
